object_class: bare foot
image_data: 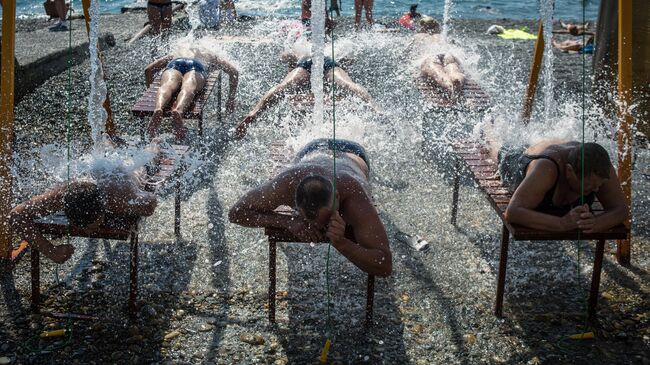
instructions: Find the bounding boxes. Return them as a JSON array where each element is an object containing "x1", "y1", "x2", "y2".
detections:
[
  {"x1": 148, "y1": 109, "x2": 164, "y2": 139},
  {"x1": 48, "y1": 244, "x2": 75, "y2": 264}
]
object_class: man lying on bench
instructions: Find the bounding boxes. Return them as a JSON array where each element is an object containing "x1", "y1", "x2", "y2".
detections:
[
  {"x1": 492, "y1": 140, "x2": 628, "y2": 232},
  {"x1": 409, "y1": 17, "x2": 466, "y2": 105},
  {"x1": 144, "y1": 44, "x2": 239, "y2": 142},
  {"x1": 234, "y1": 40, "x2": 383, "y2": 140},
  {"x1": 228, "y1": 138, "x2": 392, "y2": 276},
  {"x1": 9, "y1": 138, "x2": 161, "y2": 263}
]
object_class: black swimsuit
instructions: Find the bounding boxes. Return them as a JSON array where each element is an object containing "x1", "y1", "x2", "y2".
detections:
[{"x1": 296, "y1": 56, "x2": 339, "y2": 72}]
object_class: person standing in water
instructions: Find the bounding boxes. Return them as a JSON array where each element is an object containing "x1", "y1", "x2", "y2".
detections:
[
  {"x1": 354, "y1": 0, "x2": 374, "y2": 29},
  {"x1": 144, "y1": 45, "x2": 239, "y2": 142}
]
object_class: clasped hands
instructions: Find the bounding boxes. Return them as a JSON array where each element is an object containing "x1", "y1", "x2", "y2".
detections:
[
  {"x1": 563, "y1": 204, "x2": 597, "y2": 233},
  {"x1": 286, "y1": 210, "x2": 347, "y2": 244}
]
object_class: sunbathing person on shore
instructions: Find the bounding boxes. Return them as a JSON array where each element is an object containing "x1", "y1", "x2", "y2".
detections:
[
  {"x1": 488, "y1": 139, "x2": 628, "y2": 232},
  {"x1": 411, "y1": 17, "x2": 466, "y2": 105},
  {"x1": 9, "y1": 136, "x2": 162, "y2": 264},
  {"x1": 234, "y1": 42, "x2": 382, "y2": 140},
  {"x1": 144, "y1": 45, "x2": 239, "y2": 142},
  {"x1": 228, "y1": 138, "x2": 392, "y2": 276},
  {"x1": 552, "y1": 36, "x2": 594, "y2": 53}
]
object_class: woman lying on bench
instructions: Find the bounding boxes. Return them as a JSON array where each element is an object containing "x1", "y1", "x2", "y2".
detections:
[
  {"x1": 9, "y1": 138, "x2": 161, "y2": 263},
  {"x1": 234, "y1": 39, "x2": 383, "y2": 140},
  {"x1": 144, "y1": 44, "x2": 239, "y2": 142},
  {"x1": 494, "y1": 140, "x2": 628, "y2": 232}
]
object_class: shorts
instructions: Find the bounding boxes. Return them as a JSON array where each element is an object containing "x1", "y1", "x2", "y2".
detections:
[
  {"x1": 295, "y1": 138, "x2": 370, "y2": 170},
  {"x1": 165, "y1": 58, "x2": 207, "y2": 76}
]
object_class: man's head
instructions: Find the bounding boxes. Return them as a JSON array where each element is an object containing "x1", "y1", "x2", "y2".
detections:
[
  {"x1": 63, "y1": 181, "x2": 105, "y2": 227},
  {"x1": 409, "y1": 4, "x2": 421, "y2": 18},
  {"x1": 566, "y1": 143, "x2": 612, "y2": 194},
  {"x1": 420, "y1": 16, "x2": 441, "y2": 34},
  {"x1": 295, "y1": 175, "x2": 336, "y2": 226}
]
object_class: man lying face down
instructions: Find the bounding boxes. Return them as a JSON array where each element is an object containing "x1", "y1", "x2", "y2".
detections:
[
  {"x1": 228, "y1": 138, "x2": 392, "y2": 277},
  {"x1": 494, "y1": 140, "x2": 629, "y2": 232},
  {"x1": 10, "y1": 139, "x2": 160, "y2": 263}
]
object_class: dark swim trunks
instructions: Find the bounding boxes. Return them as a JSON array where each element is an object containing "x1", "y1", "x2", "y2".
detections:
[
  {"x1": 165, "y1": 58, "x2": 207, "y2": 76},
  {"x1": 148, "y1": 1, "x2": 172, "y2": 10},
  {"x1": 294, "y1": 138, "x2": 370, "y2": 170},
  {"x1": 296, "y1": 56, "x2": 340, "y2": 72},
  {"x1": 498, "y1": 145, "x2": 595, "y2": 214}
]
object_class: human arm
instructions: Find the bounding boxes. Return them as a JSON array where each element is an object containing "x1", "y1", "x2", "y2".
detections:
[
  {"x1": 9, "y1": 184, "x2": 74, "y2": 263},
  {"x1": 144, "y1": 55, "x2": 174, "y2": 88},
  {"x1": 580, "y1": 165, "x2": 629, "y2": 233},
  {"x1": 210, "y1": 56, "x2": 239, "y2": 114},
  {"x1": 326, "y1": 189, "x2": 392, "y2": 276},
  {"x1": 504, "y1": 159, "x2": 582, "y2": 231}
]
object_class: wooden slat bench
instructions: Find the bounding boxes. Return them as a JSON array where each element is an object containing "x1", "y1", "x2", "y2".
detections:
[
  {"x1": 449, "y1": 142, "x2": 629, "y2": 319},
  {"x1": 264, "y1": 142, "x2": 375, "y2": 325},
  {"x1": 20, "y1": 144, "x2": 188, "y2": 315},
  {"x1": 418, "y1": 77, "x2": 491, "y2": 112},
  {"x1": 131, "y1": 71, "x2": 223, "y2": 138}
]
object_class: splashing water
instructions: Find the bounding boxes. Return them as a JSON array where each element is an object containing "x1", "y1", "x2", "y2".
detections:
[
  {"x1": 310, "y1": 0, "x2": 326, "y2": 127},
  {"x1": 442, "y1": 0, "x2": 453, "y2": 40},
  {"x1": 87, "y1": 0, "x2": 108, "y2": 152},
  {"x1": 540, "y1": 0, "x2": 555, "y2": 122}
]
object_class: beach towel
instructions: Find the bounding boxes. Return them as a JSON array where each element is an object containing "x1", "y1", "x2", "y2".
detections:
[{"x1": 498, "y1": 29, "x2": 537, "y2": 40}]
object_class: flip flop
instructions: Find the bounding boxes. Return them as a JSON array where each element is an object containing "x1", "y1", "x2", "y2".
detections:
[{"x1": 395, "y1": 231, "x2": 430, "y2": 252}]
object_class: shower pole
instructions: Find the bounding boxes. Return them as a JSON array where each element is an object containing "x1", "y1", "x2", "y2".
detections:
[
  {"x1": 520, "y1": 21, "x2": 544, "y2": 124},
  {"x1": 616, "y1": 0, "x2": 632, "y2": 265},
  {"x1": 0, "y1": 0, "x2": 16, "y2": 261}
]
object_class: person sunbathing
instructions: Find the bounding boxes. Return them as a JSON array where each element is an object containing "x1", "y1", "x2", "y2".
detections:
[
  {"x1": 144, "y1": 45, "x2": 239, "y2": 142},
  {"x1": 9, "y1": 137, "x2": 162, "y2": 264},
  {"x1": 228, "y1": 138, "x2": 392, "y2": 276},
  {"x1": 411, "y1": 17, "x2": 466, "y2": 105},
  {"x1": 552, "y1": 36, "x2": 594, "y2": 53},
  {"x1": 559, "y1": 21, "x2": 592, "y2": 36},
  {"x1": 234, "y1": 42, "x2": 382, "y2": 140},
  {"x1": 493, "y1": 140, "x2": 628, "y2": 232}
]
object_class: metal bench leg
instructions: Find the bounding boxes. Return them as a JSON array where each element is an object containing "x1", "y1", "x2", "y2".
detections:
[
  {"x1": 268, "y1": 239, "x2": 277, "y2": 323},
  {"x1": 588, "y1": 239, "x2": 606, "y2": 320},
  {"x1": 31, "y1": 248, "x2": 40, "y2": 313},
  {"x1": 495, "y1": 224, "x2": 510, "y2": 317},
  {"x1": 365, "y1": 274, "x2": 375, "y2": 326},
  {"x1": 450, "y1": 158, "x2": 460, "y2": 226},
  {"x1": 129, "y1": 232, "x2": 139, "y2": 315},
  {"x1": 216, "y1": 71, "x2": 222, "y2": 126},
  {"x1": 174, "y1": 180, "x2": 181, "y2": 239},
  {"x1": 139, "y1": 116, "x2": 146, "y2": 142}
]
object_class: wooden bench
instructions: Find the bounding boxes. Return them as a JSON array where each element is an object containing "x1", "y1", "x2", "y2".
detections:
[
  {"x1": 14, "y1": 144, "x2": 188, "y2": 315},
  {"x1": 131, "y1": 71, "x2": 223, "y2": 138},
  {"x1": 418, "y1": 77, "x2": 491, "y2": 112},
  {"x1": 263, "y1": 142, "x2": 375, "y2": 325},
  {"x1": 449, "y1": 142, "x2": 629, "y2": 319}
]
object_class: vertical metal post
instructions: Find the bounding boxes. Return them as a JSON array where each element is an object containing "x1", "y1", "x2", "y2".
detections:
[
  {"x1": 216, "y1": 71, "x2": 222, "y2": 125},
  {"x1": 268, "y1": 240, "x2": 277, "y2": 323},
  {"x1": 520, "y1": 21, "x2": 545, "y2": 124},
  {"x1": 129, "y1": 231, "x2": 139, "y2": 314},
  {"x1": 450, "y1": 158, "x2": 460, "y2": 226},
  {"x1": 365, "y1": 274, "x2": 375, "y2": 326},
  {"x1": 588, "y1": 239, "x2": 606, "y2": 320},
  {"x1": 30, "y1": 248, "x2": 40, "y2": 312},
  {"x1": 174, "y1": 180, "x2": 181, "y2": 239},
  {"x1": 616, "y1": 0, "x2": 633, "y2": 265},
  {"x1": 495, "y1": 224, "x2": 510, "y2": 317},
  {"x1": 0, "y1": 0, "x2": 17, "y2": 259}
]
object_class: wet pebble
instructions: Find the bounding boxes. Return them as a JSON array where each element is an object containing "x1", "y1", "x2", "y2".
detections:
[
  {"x1": 240, "y1": 333, "x2": 265, "y2": 345},
  {"x1": 164, "y1": 330, "x2": 182, "y2": 341},
  {"x1": 0, "y1": 357, "x2": 11, "y2": 365},
  {"x1": 198, "y1": 324, "x2": 214, "y2": 332}
]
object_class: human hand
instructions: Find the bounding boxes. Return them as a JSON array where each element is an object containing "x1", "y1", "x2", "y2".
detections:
[
  {"x1": 287, "y1": 217, "x2": 325, "y2": 242},
  {"x1": 326, "y1": 210, "x2": 346, "y2": 245},
  {"x1": 577, "y1": 207, "x2": 596, "y2": 233},
  {"x1": 562, "y1": 204, "x2": 590, "y2": 231}
]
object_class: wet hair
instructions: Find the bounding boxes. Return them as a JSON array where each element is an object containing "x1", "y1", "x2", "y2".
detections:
[
  {"x1": 567, "y1": 143, "x2": 611, "y2": 179},
  {"x1": 420, "y1": 16, "x2": 440, "y2": 33},
  {"x1": 63, "y1": 181, "x2": 104, "y2": 227},
  {"x1": 295, "y1": 175, "x2": 333, "y2": 220},
  {"x1": 409, "y1": 4, "x2": 421, "y2": 17}
]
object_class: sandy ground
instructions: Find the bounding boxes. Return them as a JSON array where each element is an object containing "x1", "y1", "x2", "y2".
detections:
[{"x1": 1, "y1": 12, "x2": 649, "y2": 365}]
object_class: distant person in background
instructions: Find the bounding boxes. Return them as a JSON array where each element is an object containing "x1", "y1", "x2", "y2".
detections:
[
  {"x1": 552, "y1": 36, "x2": 594, "y2": 53},
  {"x1": 44, "y1": 0, "x2": 68, "y2": 31},
  {"x1": 354, "y1": 0, "x2": 373, "y2": 29},
  {"x1": 199, "y1": 0, "x2": 238, "y2": 29},
  {"x1": 147, "y1": 0, "x2": 173, "y2": 34},
  {"x1": 220, "y1": 0, "x2": 238, "y2": 23},
  {"x1": 398, "y1": 4, "x2": 421, "y2": 30},
  {"x1": 301, "y1": 0, "x2": 335, "y2": 33}
]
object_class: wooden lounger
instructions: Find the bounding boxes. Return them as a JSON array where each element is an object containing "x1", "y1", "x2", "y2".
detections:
[
  {"x1": 449, "y1": 142, "x2": 629, "y2": 319},
  {"x1": 418, "y1": 77, "x2": 491, "y2": 112},
  {"x1": 131, "y1": 71, "x2": 223, "y2": 138},
  {"x1": 264, "y1": 142, "x2": 376, "y2": 325},
  {"x1": 14, "y1": 144, "x2": 188, "y2": 315}
]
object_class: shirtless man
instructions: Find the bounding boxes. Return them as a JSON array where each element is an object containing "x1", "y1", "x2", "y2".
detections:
[
  {"x1": 234, "y1": 42, "x2": 382, "y2": 140},
  {"x1": 552, "y1": 36, "x2": 594, "y2": 53},
  {"x1": 144, "y1": 46, "x2": 239, "y2": 142},
  {"x1": 494, "y1": 140, "x2": 628, "y2": 232},
  {"x1": 411, "y1": 17, "x2": 466, "y2": 104},
  {"x1": 228, "y1": 139, "x2": 392, "y2": 276},
  {"x1": 9, "y1": 138, "x2": 161, "y2": 263}
]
